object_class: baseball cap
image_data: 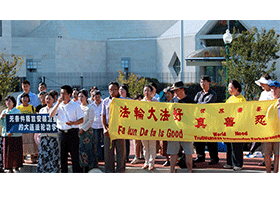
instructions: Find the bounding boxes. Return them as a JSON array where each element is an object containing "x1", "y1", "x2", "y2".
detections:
[
  {"x1": 255, "y1": 77, "x2": 271, "y2": 86},
  {"x1": 269, "y1": 80, "x2": 280, "y2": 88}
]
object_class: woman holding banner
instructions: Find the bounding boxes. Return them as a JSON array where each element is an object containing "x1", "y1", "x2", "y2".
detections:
[
  {"x1": 37, "y1": 92, "x2": 60, "y2": 173},
  {"x1": 141, "y1": 85, "x2": 158, "y2": 170},
  {"x1": 0, "y1": 96, "x2": 23, "y2": 173},
  {"x1": 224, "y1": 80, "x2": 246, "y2": 171}
]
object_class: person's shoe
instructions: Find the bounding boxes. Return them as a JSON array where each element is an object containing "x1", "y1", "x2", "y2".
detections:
[
  {"x1": 193, "y1": 157, "x2": 205, "y2": 163},
  {"x1": 14, "y1": 170, "x2": 20, "y2": 173},
  {"x1": 223, "y1": 164, "x2": 233, "y2": 169},
  {"x1": 209, "y1": 159, "x2": 219, "y2": 165},
  {"x1": 233, "y1": 166, "x2": 242, "y2": 171},
  {"x1": 130, "y1": 157, "x2": 140, "y2": 164},
  {"x1": 142, "y1": 164, "x2": 149, "y2": 169},
  {"x1": 163, "y1": 161, "x2": 170, "y2": 166},
  {"x1": 148, "y1": 166, "x2": 154, "y2": 171}
]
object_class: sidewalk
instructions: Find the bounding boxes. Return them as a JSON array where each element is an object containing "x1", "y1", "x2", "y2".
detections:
[
  {"x1": 20, "y1": 151, "x2": 266, "y2": 173},
  {"x1": 18, "y1": 140, "x2": 268, "y2": 173}
]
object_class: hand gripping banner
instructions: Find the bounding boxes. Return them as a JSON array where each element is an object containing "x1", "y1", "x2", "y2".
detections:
[{"x1": 109, "y1": 98, "x2": 280, "y2": 142}]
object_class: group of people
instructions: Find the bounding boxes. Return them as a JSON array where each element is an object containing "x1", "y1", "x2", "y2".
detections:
[
  {"x1": 0, "y1": 73, "x2": 279, "y2": 173},
  {"x1": 102, "y1": 75, "x2": 279, "y2": 173},
  {"x1": 0, "y1": 81, "x2": 103, "y2": 173}
]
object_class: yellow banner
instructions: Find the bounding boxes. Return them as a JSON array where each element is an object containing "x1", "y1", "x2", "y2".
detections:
[{"x1": 108, "y1": 98, "x2": 280, "y2": 142}]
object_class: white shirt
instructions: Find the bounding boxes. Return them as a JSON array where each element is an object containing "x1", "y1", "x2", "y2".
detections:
[
  {"x1": 91, "y1": 100, "x2": 103, "y2": 129},
  {"x1": 55, "y1": 100, "x2": 85, "y2": 130},
  {"x1": 79, "y1": 104, "x2": 94, "y2": 132},
  {"x1": 259, "y1": 90, "x2": 273, "y2": 101},
  {"x1": 39, "y1": 106, "x2": 58, "y2": 137}
]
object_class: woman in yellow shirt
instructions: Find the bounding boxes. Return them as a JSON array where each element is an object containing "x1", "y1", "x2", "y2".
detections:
[
  {"x1": 16, "y1": 93, "x2": 37, "y2": 162},
  {"x1": 224, "y1": 80, "x2": 246, "y2": 171}
]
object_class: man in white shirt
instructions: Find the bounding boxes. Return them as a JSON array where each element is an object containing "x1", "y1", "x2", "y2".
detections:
[{"x1": 50, "y1": 85, "x2": 85, "y2": 173}]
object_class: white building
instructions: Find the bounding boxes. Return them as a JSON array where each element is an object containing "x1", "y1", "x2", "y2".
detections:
[{"x1": 1, "y1": 20, "x2": 280, "y2": 93}]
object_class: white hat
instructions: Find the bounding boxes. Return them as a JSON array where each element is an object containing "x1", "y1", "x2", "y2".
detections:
[{"x1": 255, "y1": 77, "x2": 271, "y2": 86}]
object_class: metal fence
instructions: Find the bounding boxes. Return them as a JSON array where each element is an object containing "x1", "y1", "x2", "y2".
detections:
[{"x1": 25, "y1": 71, "x2": 200, "y2": 94}]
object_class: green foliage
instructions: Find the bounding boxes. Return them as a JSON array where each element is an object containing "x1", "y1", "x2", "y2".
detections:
[
  {"x1": 116, "y1": 70, "x2": 149, "y2": 97},
  {"x1": 220, "y1": 27, "x2": 280, "y2": 100},
  {"x1": 0, "y1": 53, "x2": 23, "y2": 103}
]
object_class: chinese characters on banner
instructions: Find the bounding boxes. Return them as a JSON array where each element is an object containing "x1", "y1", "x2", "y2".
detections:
[
  {"x1": 6, "y1": 114, "x2": 57, "y2": 133},
  {"x1": 109, "y1": 98, "x2": 280, "y2": 142}
]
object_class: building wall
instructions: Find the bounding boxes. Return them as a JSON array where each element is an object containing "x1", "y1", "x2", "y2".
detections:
[
  {"x1": 11, "y1": 20, "x2": 42, "y2": 37},
  {"x1": 0, "y1": 20, "x2": 12, "y2": 55},
  {"x1": 12, "y1": 37, "x2": 56, "y2": 76},
  {"x1": 157, "y1": 35, "x2": 199, "y2": 84},
  {"x1": 106, "y1": 39, "x2": 158, "y2": 79},
  {"x1": 55, "y1": 38, "x2": 106, "y2": 73}
]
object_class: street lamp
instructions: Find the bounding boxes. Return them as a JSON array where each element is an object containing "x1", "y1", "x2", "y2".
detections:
[{"x1": 223, "y1": 29, "x2": 232, "y2": 99}]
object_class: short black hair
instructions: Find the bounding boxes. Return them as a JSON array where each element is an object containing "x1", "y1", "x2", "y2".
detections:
[
  {"x1": 39, "y1": 82, "x2": 47, "y2": 88},
  {"x1": 92, "y1": 90, "x2": 101, "y2": 96},
  {"x1": 72, "y1": 88, "x2": 79, "y2": 92},
  {"x1": 144, "y1": 85, "x2": 153, "y2": 92},
  {"x1": 22, "y1": 80, "x2": 30, "y2": 85},
  {"x1": 4, "y1": 96, "x2": 17, "y2": 108},
  {"x1": 20, "y1": 93, "x2": 30, "y2": 103},
  {"x1": 201, "y1": 75, "x2": 212, "y2": 83},
  {"x1": 49, "y1": 90, "x2": 58, "y2": 98},
  {"x1": 78, "y1": 89, "x2": 89, "y2": 98},
  {"x1": 61, "y1": 85, "x2": 73, "y2": 95},
  {"x1": 109, "y1": 81, "x2": 119, "y2": 89},
  {"x1": 262, "y1": 74, "x2": 272, "y2": 80},
  {"x1": 229, "y1": 80, "x2": 242, "y2": 93},
  {"x1": 46, "y1": 92, "x2": 55, "y2": 100}
]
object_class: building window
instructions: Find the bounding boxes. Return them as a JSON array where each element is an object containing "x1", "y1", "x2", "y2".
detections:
[
  {"x1": 205, "y1": 20, "x2": 247, "y2": 47},
  {"x1": 168, "y1": 52, "x2": 181, "y2": 76},
  {"x1": 205, "y1": 66, "x2": 223, "y2": 83},
  {"x1": 207, "y1": 20, "x2": 247, "y2": 35},
  {"x1": 121, "y1": 57, "x2": 130, "y2": 79},
  {"x1": 26, "y1": 59, "x2": 41, "y2": 72},
  {"x1": 173, "y1": 57, "x2": 181, "y2": 76},
  {"x1": 121, "y1": 57, "x2": 130, "y2": 70}
]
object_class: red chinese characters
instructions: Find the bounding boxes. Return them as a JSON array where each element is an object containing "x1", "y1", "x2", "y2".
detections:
[
  {"x1": 147, "y1": 107, "x2": 158, "y2": 122},
  {"x1": 200, "y1": 108, "x2": 206, "y2": 113},
  {"x1": 134, "y1": 107, "x2": 145, "y2": 120},
  {"x1": 256, "y1": 106, "x2": 262, "y2": 112},
  {"x1": 224, "y1": 117, "x2": 235, "y2": 127},
  {"x1": 195, "y1": 117, "x2": 207, "y2": 129},
  {"x1": 160, "y1": 108, "x2": 171, "y2": 121},
  {"x1": 173, "y1": 108, "x2": 183, "y2": 121},
  {"x1": 120, "y1": 106, "x2": 131, "y2": 118},
  {"x1": 219, "y1": 108, "x2": 225, "y2": 114},
  {"x1": 255, "y1": 115, "x2": 267, "y2": 126},
  {"x1": 237, "y1": 107, "x2": 243, "y2": 113}
]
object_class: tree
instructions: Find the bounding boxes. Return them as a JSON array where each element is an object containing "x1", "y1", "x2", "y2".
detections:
[
  {"x1": 116, "y1": 70, "x2": 149, "y2": 97},
  {"x1": 0, "y1": 53, "x2": 23, "y2": 103},
  {"x1": 221, "y1": 27, "x2": 280, "y2": 100}
]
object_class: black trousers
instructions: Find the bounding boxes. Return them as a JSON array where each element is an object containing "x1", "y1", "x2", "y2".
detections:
[
  {"x1": 225, "y1": 142, "x2": 243, "y2": 167},
  {"x1": 58, "y1": 129, "x2": 81, "y2": 173},
  {"x1": 193, "y1": 142, "x2": 219, "y2": 161}
]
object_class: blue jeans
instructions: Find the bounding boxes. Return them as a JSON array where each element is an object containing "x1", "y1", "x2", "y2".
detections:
[{"x1": 93, "y1": 128, "x2": 104, "y2": 160}]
